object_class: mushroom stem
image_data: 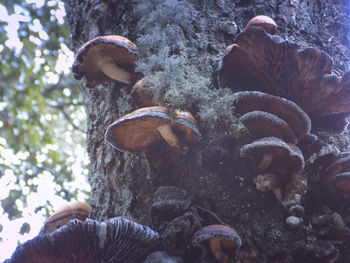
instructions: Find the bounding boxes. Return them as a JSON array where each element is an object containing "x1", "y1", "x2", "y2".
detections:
[
  {"x1": 209, "y1": 238, "x2": 228, "y2": 263},
  {"x1": 257, "y1": 153, "x2": 274, "y2": 172},
  {"x1": 101, "y1": 61, "x2": 131, "y2": 84},
  {"x1": 157, "y1": 124, "x2": 180, "y2": 148}
]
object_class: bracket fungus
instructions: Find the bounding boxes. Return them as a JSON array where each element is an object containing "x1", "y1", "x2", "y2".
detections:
[
  {"x1": 131, "y1": 77, "x2": 157, "y2": 107},
  {"x1": 105, "y1": 106, "x2": 201, "y2": 152},
  {"x1": 245, "y1": 15, "x2": 278, "y2": 35},
  {"x1": 143, "y1": 250, "x2": 183, "y2": 263},
  {"x1": 172, "y1": 109, "x2": 201, "y2": 143},
  {"x1": 232, "y1": 91, "x2": 311, "y2": 141},
  {"x1": 39, "y1": 201, "x2": 91, "y2": 235},
  {"x1": 240, "y1": 110, "x2": 297, "y2": 144},
  {"x1": 241, "y1": 137, "x2": 304, "y2": 174},
  {"x1": 7, "y1": 218, "x2": 160, "y2": 263},
  {"x1": 192, "y1": 224, "x2": 242, "y2": 263},
  {"x1": 105, "y1": 106, "x2": 179, "y2": 151},
  {"x1": 72, "y1": 35, "x2": 138, "y2": 87},
  {"x1": 243, "y1": 137, "x2": 307, "y2": 208},
  {"x1": 297, "y1": 133, "x2": 339, "y2": 165},
  {"x1": 217, "y1": 25, "x2": 350, "y2": 128},
  {"x1": 324, "y1": 153, "x2": 350, "y2": 197}
]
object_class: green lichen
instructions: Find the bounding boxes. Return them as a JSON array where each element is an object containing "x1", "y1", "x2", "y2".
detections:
[
  {"x1": 133, "y1": 0, "x2": 239, "y2": 132},
  {"x1": 116, "y1": 89, "x2": 132, "y2": 116}
]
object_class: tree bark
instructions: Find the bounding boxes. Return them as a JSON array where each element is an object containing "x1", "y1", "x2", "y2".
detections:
[{"x1": 63, "y1": 0, "x2": 350, "y2": 262}]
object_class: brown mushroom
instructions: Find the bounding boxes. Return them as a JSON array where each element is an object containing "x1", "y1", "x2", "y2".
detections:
[
  {"x1": 131, "y1": 77, "x2": 157, "y2": 107},
  {"x1": 7, "y1": 218, "x2": 161, "y2": 263},
  {"x1": 332, "y1": 172, "x2": 350, "y2": 193},
  {"x1": 297, "y1": 133, "x2": 339, "y2": 165},
  {"x1": 246, "y1": 15, "x2": 278, "y2": 35},
  {"x1": 233, "y1": 91, "x2": 311, "y2": 141},
  {"x1": 241, "y1": 137, "x2": 304, "y2": 173},
  {"x1": 323, "y1": 153, "x2": 350, "y2": 188},
  {"x1": 105, "y1": 106, "x2": 179, "y2": 151},
  {"x1": 192, "y1": 224, "x2": 242, "y2": 263},
  {"x1": 39, "y1": 201, "x2": 91, "y2": 235},
  {"x1": 172, "y1": 109, "x2": 201, "y2": 142},
  {"x1": 240, "y1": 110, "x2": 297, "y2": 143},
  {"x1": 72, "y1": 35, "x2": 138, "y2": 87},
  {"x1": 217, "y1": 27, "x2": 350, "y2": 127}
]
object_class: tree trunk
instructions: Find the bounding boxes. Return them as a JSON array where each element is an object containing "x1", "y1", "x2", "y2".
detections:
[{"x1": 63, "y1": 0, "x2": 350, "y2": 262}]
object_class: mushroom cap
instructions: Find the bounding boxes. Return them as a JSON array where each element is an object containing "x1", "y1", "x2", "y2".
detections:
[
  {"x1": 325, "y1": 153, "x2": 350, "y2": 175},
  {"x1": 72, "y1": 35, "x2": 138, "y2": 87},
  {"x1": 297, "y1": 133, "x2": 339, "y2": 165},
  {"x1": 332, "y1": 172, "x2": 350, "y2": 192},
  {"x1": 143, "y1": 250, "x2": 182, "y2": 262},
  {"x1": 39, "y1": 201, "x2": 91, "y2": 235},
  {"x1": 172, "y1": 109, "x2": 201, "y2": 142},
  {"x1": 241, "y1": 137, "x2": 304, "y2": 173},
  {"x1": 105, "y1": 106, "x2": 173, "y2": 152},
  {"x1": 131, "y1": 78, "x2": 157, "y2": 107},
  {"x1": 7, "y1": 218, "x2": 160, "y2": 263},
  {"x1": 217, "y1": 27, "x2": 350, "y2": 120},
  {"x1": 233, "y1": 91, "x2": 311, "y2": 140},
  {"x1": 240, "y1": 110, "x2": 297, "y2": 143},
  {"x1": 192, "y1": 224, "x2": 242, "y2": 256},
  {"x1": 246, "y1": 15, "x2": 278, "y2": 35}
]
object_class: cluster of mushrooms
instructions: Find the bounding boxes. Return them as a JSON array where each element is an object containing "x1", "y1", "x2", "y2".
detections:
[
  {"x1": 7, "y1": 15, "x2": 350, "y2": 263},
  {"x1": 6, "y1": 201, "x2": 242, "y2": 263}
]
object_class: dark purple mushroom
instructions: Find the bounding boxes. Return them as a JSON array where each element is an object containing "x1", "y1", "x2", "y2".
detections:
[{"x1": 7, "y1": 218, "x2": 160, "y2": 263}]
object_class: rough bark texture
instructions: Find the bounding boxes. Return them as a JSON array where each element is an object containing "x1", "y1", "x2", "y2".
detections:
[{"x1": 63, "y1": 0, "x2": 350, "y2": 262}]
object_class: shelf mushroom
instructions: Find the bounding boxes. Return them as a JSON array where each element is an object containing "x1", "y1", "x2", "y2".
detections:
[
  {"x1": 192, "y1": 224, "x2": 242, "y2": 263},
  {"x1": 217, "y1": 24, "x2": 350, "y2": 130},
  {"x1": 39, "y1": 201, "x2": 91, "y2": 235},
  {"x1": 240, "y1": 110, "x2": 297, "y2": 143},
  {"x1": 131, "y1": 77, "x2": 157, "y2": 107},
  {"x1": 241, "y1": 137, "x2": 304, "y2": 173},
  {"x1": 6, "y1": 218, "x2": 160, "y2": 263},
  {"x1": 324, "y1": 153, "x2": 350, "y2": 197},
  {"x1": 72, "y1": 35, "x2": 138, "y2": 87},
  {"x1": 172, "y1": 109, "x2": 201, "y2": 143},
  {"x1": 246, "y1": 15, "x2": 278, "y2": 35},
  {"x1": 233, "y1": 91, "x2": 311, "y2": 141},
  {"x1": 105, "y1": 106, "x2": 180, "y2": 151},
  {"x1": 296, "y1": 133, "x2": 339, "y2": 165},
  {"x1": 243, "y1": 137, "x2": 306, "y2": 208}
]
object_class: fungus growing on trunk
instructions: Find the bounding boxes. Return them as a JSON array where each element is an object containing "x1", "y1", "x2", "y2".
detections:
[
  {"x1": 232, "y1": 91, "x2": 311, "y2": 141},
  {"x1": 324, "y1": 153, "x2": 350, "y2": 198},
  {"x1": 241, "y1": 137, "x2": 304, "y2": 173},
  {"x1": 131, "y1": 77, "x2": 157, "y2": 107},
  {"x1": 7, "y1": 218, "x2": 160, "y2": 263},
  {"x1": 243, "y1": 137, "x2": 307, "y2": 208},
  {"x1": 72, "y1": 35, "x2": 138, "y2": 87},
  {"x1": 297, "y1": 133, "x2": 339, "y2": 165},
  {"x1": 192, "y1": 224, "x2": 242, "y2": 263},
  {"x1": 172, "y1": 109, "x2": 201, "y2": 143},
  {"x1": 105, "y1": 106, "x2": 179, "y2": 151},
  {"x1": 217, "y1": 27, "x2": 350, "y2": 130},
  {"x1": 105, "y1": 106, "x2": 201, "y2": 151},
  {"x1": 246, "y1": 15, "x2": 278, "y2": 35},
  {"x1": 39, "y1": 201, "x2": 91, "y2": 235},
  {"x1": 240, "y1": 110, "x2": 297, "y2": 143}
]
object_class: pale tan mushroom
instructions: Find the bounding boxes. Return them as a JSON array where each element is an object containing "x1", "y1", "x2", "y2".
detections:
[{"x1": 72, "y1": 35, "x2": 138, "y2": 87}]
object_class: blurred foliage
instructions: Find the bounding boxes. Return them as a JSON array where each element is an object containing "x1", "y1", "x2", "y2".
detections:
[{"x1": 0, "y1": 0, "x2": 87, "y2": 230}]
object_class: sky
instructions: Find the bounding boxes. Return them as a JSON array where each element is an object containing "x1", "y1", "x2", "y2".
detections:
[{"x1": 0, "y1": 1, "x2": 90, "y2": 261}]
